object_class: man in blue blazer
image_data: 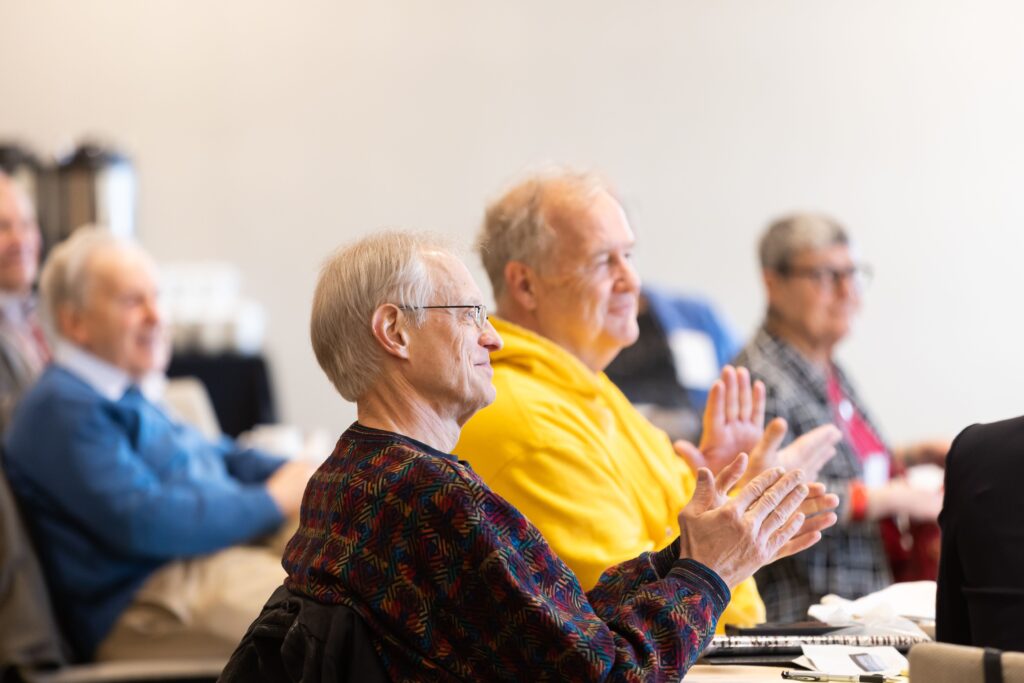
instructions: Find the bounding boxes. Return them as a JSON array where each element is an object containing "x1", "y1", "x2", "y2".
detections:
[{"x1": 2, "y1": 228, "x2": 311, "y2": 662}]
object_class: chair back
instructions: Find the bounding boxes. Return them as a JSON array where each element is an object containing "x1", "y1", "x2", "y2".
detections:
[
  {"x1": 0, "y1": 461, "x2": 68, "y2": 670},
  {"x1": 218, "y1": 585, "x2": 388, "y2": 683}
]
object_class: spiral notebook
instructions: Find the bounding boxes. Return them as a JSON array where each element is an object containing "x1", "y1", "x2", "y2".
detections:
[{"x1": 700, "y1": 633, "x2": 929, "y2": 666}]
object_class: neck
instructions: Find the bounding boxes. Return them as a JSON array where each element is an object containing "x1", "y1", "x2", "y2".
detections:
[
  {"x1": 356, "y1": 377, "x2": 461, "y2": 453},
  {"x1": 764, "y1": 313, "x2": 834, "y2": 370},
  {"x1": 496, "y1": 305, "x2": 611, "y2": 374}
]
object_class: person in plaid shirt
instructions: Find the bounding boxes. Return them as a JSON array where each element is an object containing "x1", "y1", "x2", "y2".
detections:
[{"x1": 734, "y1": 212, "x2": 948, "y2": 622}]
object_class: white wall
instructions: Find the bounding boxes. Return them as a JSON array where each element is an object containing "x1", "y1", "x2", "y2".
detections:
[{"x1": 3, "y1": 0, "x2": 1022, "y2": 443}]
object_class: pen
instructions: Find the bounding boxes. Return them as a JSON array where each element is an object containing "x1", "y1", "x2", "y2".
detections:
[{"x1": 781, "y1": 671, "x2": 895, "y2": 683}]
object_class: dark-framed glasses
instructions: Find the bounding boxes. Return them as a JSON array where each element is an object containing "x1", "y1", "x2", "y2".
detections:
[
  {"x1": 779, "y1": 264, "x2": 873, "y2": 291},
  {"x1": 400, "y1": 304, "x2": 489, "y2": 329}
]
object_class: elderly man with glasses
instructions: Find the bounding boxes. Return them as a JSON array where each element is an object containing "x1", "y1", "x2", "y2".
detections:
[
  {"x1": 455, "y1": 168, "x2": 842, "y2": 630},
  {"x1": 222, "y1": 230, "x2": 837, "y2": 681},
  {"x1": 733, "y1": 212, "x2": 949, "y2": 621}
]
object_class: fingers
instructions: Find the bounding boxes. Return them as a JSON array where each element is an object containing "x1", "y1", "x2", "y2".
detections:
[
  {"x1": 774, "y1": 511, "x2": 837, "y2": 560},
  {"x1": 723, "y1": 365, "x2": 739, "y2": 423},
  {"x1": 780, "y1": 423, "x2": 840, "y2": 474},
  {"x1": 737, "y1": 366, "x2": 752, "y2": 423},
  {"x1": 774, "y1": 528, "x2": 819, "y2": 560},
  {"x1": 673, "y1": 440, "x2": 708, "y2": 472},
  {"x1": 745, "y1": 469, "x2": 806, "y2": 527},
  {"x1": 756, "y1": 418, "x2": 788, "y2": 461},
  {"x1": 684, "y1": 467, "x2": 718, "y2": 515},
  {"x1": 796, "y1": 510, "x2": 838, "y2": 538},
  {"x1": 798, "y1": 490, "x2": 840, "y2": 518},
  {"x1": 804, "y1": 423, "x2": 842, "y2": 449},
  {"x1": 751, "y1": 378, "x2": 766, "y2": 429},
  {"x1": 705, "y1": 379, "x2": 725, "y2": 430},
  {"x1": 759, "y1": 481, "x2": 810, "y2": 536},
  {"x1": 715, "y1": 452, "x2": 749, "y2": 498},
  {"x1": 732, "y1": 465, "x2": 786, "y2": 510}
]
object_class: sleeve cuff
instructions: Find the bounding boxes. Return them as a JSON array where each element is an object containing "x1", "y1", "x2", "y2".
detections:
[
  {"x1": 653, "y1": 537, "x2": 681, "y2": 578},
  {"x1": 668, "y1": 558, "x2": 731, "y2": 613}
]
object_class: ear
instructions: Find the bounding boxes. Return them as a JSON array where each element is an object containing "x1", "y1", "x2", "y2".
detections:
[
  {"x1": 762, "y1": 268, "x2": 782, "y2": 301},
  {"x1": 370, "y1": 303, "x2": 411, "y2": 360},
  {"x1": 57, "y1": 303, "x2": 87, "y2": 346},
  {"x1": 504, "y1": 260, "x2": 539, "y2": 312}
]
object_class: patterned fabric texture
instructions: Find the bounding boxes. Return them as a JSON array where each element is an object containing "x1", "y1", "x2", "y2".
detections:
[
  {"x1": 733, "y1": 326, "x2": 891, "y2": 622},
  {"x1": 283, "y1": 423, "x2": 729, "y2": 682}
]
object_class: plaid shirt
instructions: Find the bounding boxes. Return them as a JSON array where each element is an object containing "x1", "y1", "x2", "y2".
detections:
[{"x1": 733, "y1": 326, "x2": 891, "y2": 622}]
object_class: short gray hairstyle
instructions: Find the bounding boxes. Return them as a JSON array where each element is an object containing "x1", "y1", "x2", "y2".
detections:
[
  {"x1": 477, "y1": 167, "x2": 610, "y2": 299},
  {"x1": 311, "y1": 230, "x2": 450, "y2": 402},
  {"x1": 759, "y1": 212, "x2": 849, "y2": 271},
  {"x1": 38, "y1": 226, "x2": 129, "y2": 338}
]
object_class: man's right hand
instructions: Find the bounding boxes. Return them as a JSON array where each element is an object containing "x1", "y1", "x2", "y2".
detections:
[
  {"x1": 676, "y1": 454, "x2": 815, "y2": 588},
  {"x1": 265, "y1": 461, "x2": 315, "y2": 517}
]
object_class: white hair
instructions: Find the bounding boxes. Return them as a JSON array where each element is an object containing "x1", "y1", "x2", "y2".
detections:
[
  {"x1": 38, "y1": 226, "x2": 137, "y2": 339},
  {"x1": 310, "y1": 230, "x2": 451, "y2": 402},
  {"x1": 477, "y1": 166, "x2": 610, "y2": 299}
]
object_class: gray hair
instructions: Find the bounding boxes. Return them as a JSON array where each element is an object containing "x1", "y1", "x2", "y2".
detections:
[
  {"x1": 477, "y1": 167, "x2": 610, "y2": 299},
  {"x1": 38, "y1": 226, "x2": 130, "y2": 338},
  {"x1": 759, "y1": 212, "x2": 849, "y2": 271},
  {"x1": 311, "y1": 230, "x2": 450, "y2": 402}
]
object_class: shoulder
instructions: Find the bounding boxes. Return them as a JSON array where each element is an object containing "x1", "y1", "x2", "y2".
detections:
[
  {"x1": 10, "y1": 366, "x2": 102, "y2": 425},
  {"x1": 736, "y1": 341, "x2": 802, "y2": 400},
  {"x1": 947, "y1": 415, "x2": 1024, "y2": 471},
  {"x1": 6, "y1": 367, "x2": 121, "y2": 458}
]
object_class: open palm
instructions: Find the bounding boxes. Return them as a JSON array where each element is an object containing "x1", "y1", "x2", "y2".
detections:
[{"x1": 674, "y1": 366, "x2": 765, "y2": 474}]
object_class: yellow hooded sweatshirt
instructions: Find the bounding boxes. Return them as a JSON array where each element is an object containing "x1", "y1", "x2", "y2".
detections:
[{"x1": 456, "y1": 317, "x2": 765, "y2": 629}]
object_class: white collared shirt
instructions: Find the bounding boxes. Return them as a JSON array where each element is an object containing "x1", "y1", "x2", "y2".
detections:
[
  {"x1": 53, "y1": 340, "x2": 166, "y2": 403},
  {"x1": 0, "y1": 290, "x2": 32, "y2": 326}
]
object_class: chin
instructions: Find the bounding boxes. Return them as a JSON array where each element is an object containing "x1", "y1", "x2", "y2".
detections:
[{"x1": 608, "y1": 318, "x2": 640, "y2": 347}]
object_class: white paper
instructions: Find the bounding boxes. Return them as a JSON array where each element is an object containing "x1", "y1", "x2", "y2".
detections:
[{"x1": 801, "y1": 645, "x2": 907, "y2": 676}]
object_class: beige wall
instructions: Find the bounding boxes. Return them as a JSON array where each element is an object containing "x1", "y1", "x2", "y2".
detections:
[{"x1": 3, "y1": 0, "x2": 1022, "y2": 443}]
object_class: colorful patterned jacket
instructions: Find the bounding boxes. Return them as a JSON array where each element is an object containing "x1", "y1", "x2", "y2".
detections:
[{"x1": 283, "y1": 423, "x2": 729, "y2": 682}]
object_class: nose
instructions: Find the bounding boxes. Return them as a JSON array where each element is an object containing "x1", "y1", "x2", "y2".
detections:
[
  {"x1": 480, "y1": 317, "x2": 503, "y2": 352},
  {"x1": 144, "y1": 293, "x2": 164, "y2": 325},
  {"x1": 5, "y1": 220, "x2": 34, "y2": 250},
  {"x1": 615, "y1": 253, "x2": 641, "y2": 293},
  {"x1": 834, "y1": 271, "x2": 858, "y2": 299}
]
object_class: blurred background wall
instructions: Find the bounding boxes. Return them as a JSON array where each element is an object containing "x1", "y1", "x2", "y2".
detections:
[{"x1": 2, "y1": 0, "x2": 1022, "y2": 442}]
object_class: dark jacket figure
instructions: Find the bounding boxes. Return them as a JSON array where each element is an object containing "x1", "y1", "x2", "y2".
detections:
[{"x1": 936, "y1": 415, "x2": 1024, "y2": 651}]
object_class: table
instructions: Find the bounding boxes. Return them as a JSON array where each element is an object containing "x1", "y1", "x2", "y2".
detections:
[{"x1": 684, "y1": 664, "x2": 789, "y2": 681}]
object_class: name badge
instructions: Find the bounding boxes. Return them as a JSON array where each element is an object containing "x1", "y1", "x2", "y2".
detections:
[
  {"x1": 862, "y1": 452, "x2": 890, "y2": 488},
  {"x1": 669, "y1": 329, "x2": 719, "y2": 390}
]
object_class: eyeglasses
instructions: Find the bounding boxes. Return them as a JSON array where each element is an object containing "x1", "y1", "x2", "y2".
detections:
[
  {"x1": 400, "y1": 304, "x2": 489, "y2": 329},
  {"x1": 779, "y1": 264, "x2": 873, "y2": 291}
]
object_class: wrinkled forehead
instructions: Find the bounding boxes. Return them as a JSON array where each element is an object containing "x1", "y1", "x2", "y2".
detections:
[
  {"x1": 87, "y1": 243, "x2": 159, "y2": 292},
  {"x1": 544, "y1": 189, "x2": 633, "y2": 262},
  {"x1": 423, "y1": 249, "x2": 484, "y2": 303}
]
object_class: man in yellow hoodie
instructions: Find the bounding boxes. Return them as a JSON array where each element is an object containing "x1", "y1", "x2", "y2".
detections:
[{"x1": 456, "y1": 168, "x2": 840, "y2": 628}]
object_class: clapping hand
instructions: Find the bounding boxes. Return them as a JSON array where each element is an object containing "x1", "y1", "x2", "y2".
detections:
[
  {"x1": 673, "y1": 366, "x2": 764, "y2": 474},
  {"x1": 677, "y1": 453, "x2": 838, "y2": 588}
]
